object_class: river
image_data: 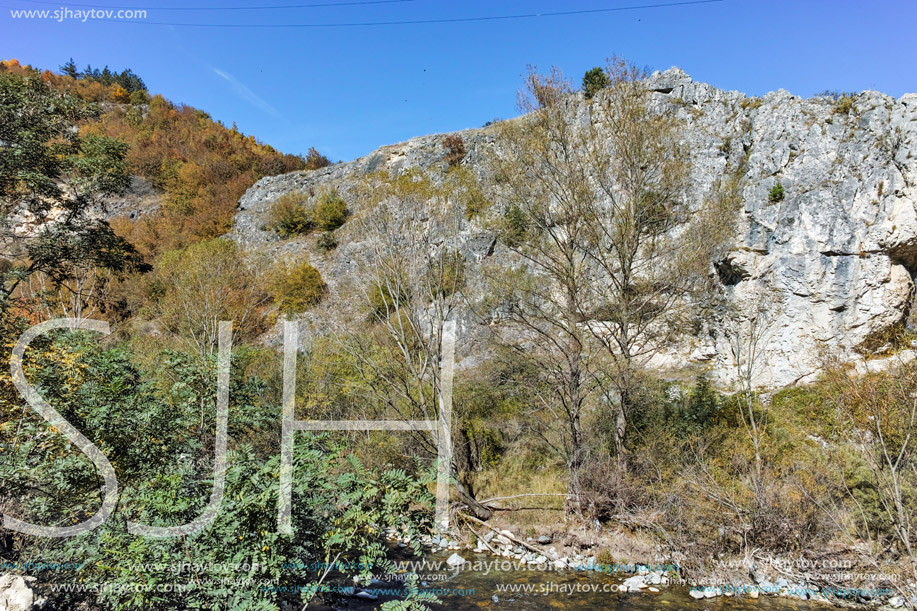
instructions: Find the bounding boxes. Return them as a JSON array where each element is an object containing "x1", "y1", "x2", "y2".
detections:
[{"x1": 314, "y1": 549, "x2": 837, "y2": 610}]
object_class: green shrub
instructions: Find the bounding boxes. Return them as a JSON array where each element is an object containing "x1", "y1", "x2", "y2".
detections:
[
  {"x1": 500, "y1": 204, "x2": 528, "y2": 247},
  {"x1": 582, "y1": 66, "x2": 610, "y2": 100},
  {"x1": 437, "y1": 250, "x2": 465, "y2": 297},
  {"x1": 768, "y1": 182, "x2": 785, "y2": 203},
  {"x1": 367, "y1": 282, "x2": 408, "y2": 320},
  {"x1": 833, "y1": 93, "x2": 855, "y2": 115},
  {"x1": 316, "y1": 231, "x2": 338, "y2": 251},
  {"x1": 269, "y1": 262, "x2": 327, "y2": 313},
  {"x1": 313, "y1": 189, "x2": 348, "y2": 231},
  {"x1": 128, "y1": 89, "x2": 149, "y2": 105},
  {"x1": 268, "y1": 192, "x2": 313, "y2": 237}
]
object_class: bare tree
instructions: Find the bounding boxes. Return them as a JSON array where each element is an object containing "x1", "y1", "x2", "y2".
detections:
[
  {"x1": 155, "y1": 238, "x2": 269, "y2": 356},
  {"x1": 24, "y1": 264, "x2": 114, "y2": 329},
  {"x1": 725, "y1": 293, "x2": 774, "y2": 501},
  {"x1": 340, "y1": 170, "x2": 492, "y2": 519},
  {"x1": 488, "y1": 58, "x2": 737, "y2": 487},
  {"x1": 826, "y1": 358, "x2": 917, "y2": 588},
  {"x1": 486, "y1": 66, "x2": 599, "y2": 499}
]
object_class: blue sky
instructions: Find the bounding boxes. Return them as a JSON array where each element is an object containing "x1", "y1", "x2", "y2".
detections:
[{"x1": 3, "y1": 0, "x2": 916, "y2": 161}]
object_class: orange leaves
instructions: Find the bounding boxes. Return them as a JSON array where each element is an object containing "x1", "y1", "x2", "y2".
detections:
[{"x1": 111, "y1": 85, "x2": 130, "y2": 103}]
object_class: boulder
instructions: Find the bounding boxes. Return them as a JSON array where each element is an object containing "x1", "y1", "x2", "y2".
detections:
[{"x1": 0, "y1": 575, "x2": 33, "y2": 611}]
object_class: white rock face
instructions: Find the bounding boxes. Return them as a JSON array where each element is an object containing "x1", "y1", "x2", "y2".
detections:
[
  {"x1": 0, "y1": 574, "x2": 34, "y2": 611},
  {"x1": 232, "y1": 68, "x2": 917, "y2": 389}
]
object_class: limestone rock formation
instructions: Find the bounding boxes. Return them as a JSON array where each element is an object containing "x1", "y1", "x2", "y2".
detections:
[{"x1": 232, "y1": 68, "x2": 917, "y2": 388}]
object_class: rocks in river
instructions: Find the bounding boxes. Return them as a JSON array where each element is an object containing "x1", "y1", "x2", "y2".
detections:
[
  {"x1": 622, "y1": 575, "x2": 647, "y2": 592},
  {"x1": 704, "y1": 587, "x2": 723, "y2": 598},
  {"x1": 689, "y1": 589, "x2": 706, "y2": 599},
  {"x1": 354, "y1": 590, "x2": 378, "y2": 600},
  {"x1": 446, "y1": 552, "x2": 466, "y2": 567},
  {"x1": 530, "y1": 554, "x2": 548, "y2": 565}
]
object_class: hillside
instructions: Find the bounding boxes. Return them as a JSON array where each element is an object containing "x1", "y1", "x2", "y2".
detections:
[
  {"x1": 232, "y1": 67, "x2": 917, "y2": 389},
  {"x1": 0, "y1": 58, "x2": 324, "y2": 258}
]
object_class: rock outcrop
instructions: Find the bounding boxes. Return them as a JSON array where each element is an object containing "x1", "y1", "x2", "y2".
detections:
[
  {"x1": 232, "y1": 68, "x2": 917, "y2": 388},
  {"x1": 0, "y1": 574, "x2": 34, "y2": 611}
]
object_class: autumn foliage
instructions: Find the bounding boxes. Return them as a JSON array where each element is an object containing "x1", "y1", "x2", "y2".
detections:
[
  {"x1": 2, "y1": 58, "x2": 319, "y2": 258},
  {"x1": 92, "y1": 96, "x2": 308, "y2": 255}
]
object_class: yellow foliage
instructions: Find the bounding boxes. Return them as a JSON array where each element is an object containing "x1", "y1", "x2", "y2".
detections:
[{"x1": 111, "y1": 85, "x2": 130, "y2": 103}]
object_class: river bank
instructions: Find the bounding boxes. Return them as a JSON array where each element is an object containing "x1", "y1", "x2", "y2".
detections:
[{"x1": 365, "y1": 520, "x2": 916, "y2": 610}]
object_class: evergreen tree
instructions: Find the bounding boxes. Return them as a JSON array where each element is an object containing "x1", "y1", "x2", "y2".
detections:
[{"x1": 60, "y1": 57, "x2": 78, "y2": 78}]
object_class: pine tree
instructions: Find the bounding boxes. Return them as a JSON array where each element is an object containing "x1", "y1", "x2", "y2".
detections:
[{"x1": 60, "y1": 57, "x2": 78, "y2": 78}]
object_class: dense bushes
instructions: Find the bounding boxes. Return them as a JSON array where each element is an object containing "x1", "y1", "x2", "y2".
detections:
[
  {"x1": 268, "y1": 192, "x2": 313, "y2": 237},
  {"x1": 268, "y1": 188, "x2": 349, "y2": 237},
  {"x1": 269, "y1": 261, "x2": 327, "y2": 314},
  {"x1": 0, "y1": 330, "x2": 434, "y2": 610},
  {"x1": 313, "y1": 189, "x2": 349, "y2": 231}
]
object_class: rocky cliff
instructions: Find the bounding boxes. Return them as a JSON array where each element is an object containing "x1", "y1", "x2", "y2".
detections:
[{"x1": 231, "y1": 68, "x2": 917, "y2": 388}]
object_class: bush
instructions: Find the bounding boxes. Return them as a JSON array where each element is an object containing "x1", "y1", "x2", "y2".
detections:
[
  {"x1": 500, "y1": 204, "x2": 528, "y2": 247},
  {"x1": 740, "y1": 96, "x2": 763, "y2": 110},
  {"x1": 582, "y1": 66, "x2": 610, "y2": 99},
  {"x1": 316, "y1": 231, "x2": 338, "y2": 251},
  {"x1": 128, "y1": 89, "x2": 149, "y2": 105},
  {"x1": 312, "y1": 189, "x2": 348, "y2": 231},
  {"x1": 268, "y1": 192, "x2": 313, "y2": 237},
  {"x1": 368, "y1": 282, "x2": 405, "y2": 320},
  {"x1": 155, "y1": 239, "x2": 269, "y2": 354},
  {"x1": 437, "y1": 250, "x2": 465, "y2": 297},
  {"x1": 833, "y1": 93, "x2": 856, "y2": 115},
  {"x1": 443, "y1": 134, "x2": 466, "y2": 167},
  {"x1": 0, "y1": 335, "x2": 434, "y2": 611},
  {"x1": 269, "y1": 262, "x2": 327, "y2": 313},
  {"x1": 768, "y1": 182, "x2": 785, "y2": 203}
]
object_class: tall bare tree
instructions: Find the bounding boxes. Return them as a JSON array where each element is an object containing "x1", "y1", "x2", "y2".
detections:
[
  {"x1": 341, "y1": 170, "x2": 492, "y2": 518},
  {"x1": 490, "y1": 59, "x2": 735, "y2": 486}
]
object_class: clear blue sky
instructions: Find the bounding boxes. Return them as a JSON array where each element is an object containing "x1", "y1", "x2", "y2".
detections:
[{"x1": 3, "y1": 0, "x2": 916, "y2": 161}]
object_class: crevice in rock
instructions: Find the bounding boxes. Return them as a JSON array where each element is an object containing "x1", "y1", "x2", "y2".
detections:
[{"x1": 715, "y1": 257, "x2": 750, "y2": 287}]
